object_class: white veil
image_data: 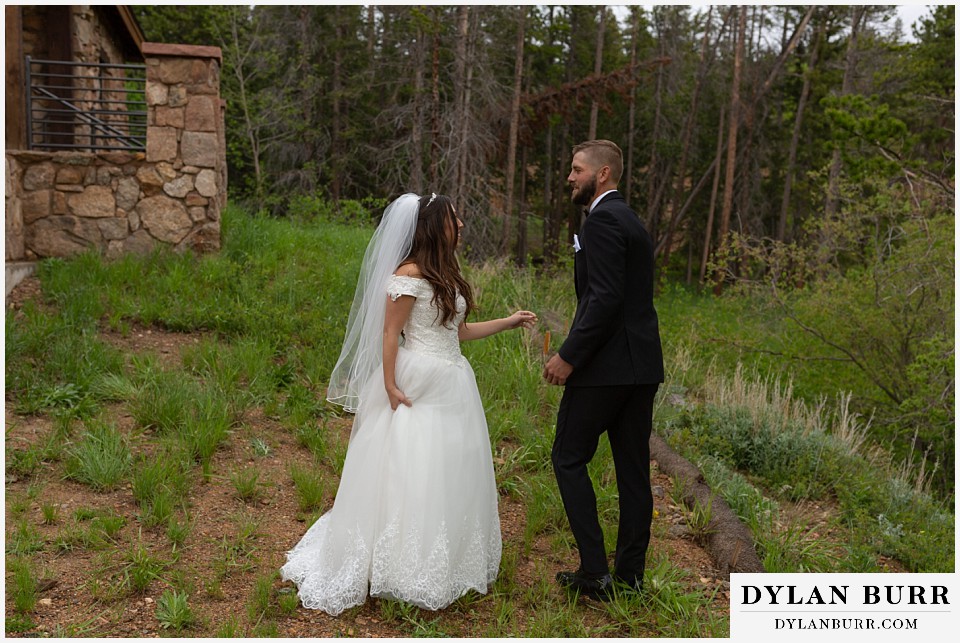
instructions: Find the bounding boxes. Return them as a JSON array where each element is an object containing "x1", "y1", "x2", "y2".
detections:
[{"x1": 326, "y1": 193, "x2": 421, "y2": 413}]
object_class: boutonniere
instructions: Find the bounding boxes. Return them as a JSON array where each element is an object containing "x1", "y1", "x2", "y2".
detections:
[{"x1": 573, "y1": 234, "x2": 581, "y2": 252}]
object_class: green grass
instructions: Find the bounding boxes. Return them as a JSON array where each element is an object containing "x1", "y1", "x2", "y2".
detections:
[
  {"x1": 50, "y1": 508, "x2": 125, "y2": 553},
  {"x1": 128, "y1": 368, "x2": 192, "y2": 433},
  {"x1": 3, "y1": 203, "x2": 953, "y2": 636},
  {"x1": 277, "y1": 587, "x2": 300, "y2": 616},
  {"x1": 215, "y1": 511, "x2": 262, "y2": 578},
  {"x1": 289, "y1": 463, "x2": 326, "y2": 513},
  {"x1": 5, "y1": 613, "x2": 36, "y2": 634},
  {"x1": 156, "y1": 590, "x2": 196, "y2": 631},
  {"x1": 47, "y1": 616, "x2": 101, "y2": 638},
  {"x1": 8, "y1": 558, "x2": 39, "y2": 614},
  {"x1": 130, "y1": 448, "x2": 191, "y2": 530},
  {"x1": 89, "y1": 371, "x2": 142, "y2": 402},
  {"x1": 215, "y1": 616, "x2": 243, "y2": 637},
  {"x1": 6, "y1": 444, "x2": 44, "y2": 478},
  {"x1": 294, "y1": 421, "x2": 327, "y2": 460},
  {"x1": 93, "y1": 512, "x2": 127, "y2": 539},
  {"x1": 131, "y1": 450, "x2": 191, "y2": 506},
  {"x1": 662, "y1": 365, "x2": 954, "y2": 572},
  {"x1": 6, "y1": 519, "x2": 46, "y2": 556},
  {"x1": 53, "y1": 523, "x2": 102, "y2": 552},
  {"x1": 231, "y1": 468, "x2": 263, "y2": 503},
  {"x1": 639, "y1": 554, "x2": 728, "y2": 638},
  {"x1": 128, "y1": 372, "x2": 237, "y2": 477},
  {"x1": 40, "y1": 502, "x2": 59, "y2": 525},
  {"x1": 250, "y1": 437, "x2": 271, "y2": 457},
  {"x1": 247, "y1": 572, "x2": 274, "y2": 624},
  {"x1": 63, "y1": 420, "x2": 131, "y2": 490},
  {"x1": 120, "y1": 540, "x2": 170, "y2": 594},
  {"x1": 179, "y1": 388, "x2": 236, "y2": 476}
]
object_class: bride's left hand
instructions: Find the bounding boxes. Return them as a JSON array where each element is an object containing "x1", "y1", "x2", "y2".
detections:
[{"x1": 506, "y1": 310, "x2": 538, "y2": 330}]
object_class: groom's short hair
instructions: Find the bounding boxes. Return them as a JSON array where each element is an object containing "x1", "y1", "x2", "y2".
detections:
[{"x1": 572, "y1": 140, "x2": 623, "y2": 184}]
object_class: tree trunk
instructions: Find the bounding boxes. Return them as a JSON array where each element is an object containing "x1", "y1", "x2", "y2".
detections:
[
  {"x1": 517, "y1": 52, "x2": 533, "y2": 265},
  {"x1": 429, "y1": 12, "x2": 441, "y2": 188},
  {"x1": 714, "y1": 6, "x2": 747, "y2": 295},
  {"x1": 625, "y1": 7, "x2": 640, "y2": 204},
  {"x1": 517, "y1": 144, "x2": 529, "y2": 265},
  {"x1": 588, "y1": 5, "x2": 606, "y2": 139},
  {"x1": 544, "y1": 121, "x2": 554, "y2": 260},
  {"x1": 738, "y1": 5, "x2": 815, "y2": 238},
  {"x1": 650, "y1": 434, "x2": 766, "y2": 574},
  {"x1": 461, "y1": 11, "x2": 477, "y2": 211},
  {"x1": 700, "y1": 106, "x2": 725, "y2": 284},
  {"x1": 224, "y1": 8, "x2": 263, "y2": 209},
  {"x1": 646, "y1": 6, "x2": 666, "y2": 238},
  {"x1": 453, "y1": 5, "x2": 470, "y2": 212},
  {"x1": 660, "y1": 7, "x2": 715, "y2": 267},
  {"x1": 331, "y1": 6, "x2": 343, "y2": 204},
  {"x1": 542, "y1": 7, "x2": 557, "y2": 262},
  {"x1": 778, "y1": 18, "x2": 823, "y2": 242},
  {"x1": 367, "y1": 6, "x2": 375, "y2": 59},
  {"x1": 410, "y1": 24, "x2": 425, "y2": 193},
  {"x1": 562, "y1": 118, "x2": 573, "y2": 246},
  {"x1": 502, "y1": 6, "x2": 526, "y2": 254},
  {"x1": 750, "y1": 6, "x2": 817, "y2": 111},
  {"x1": 655, "y1": 155, "x2": 718, "y2": 258},
  {"x1": 825, "y1": 6, "x2": 865, "y2": 218},
  {"x1": 563, "y1": 7, "x2": 578, "y2": 247},
  {"x1": 749, "y1": 5, "x2": 762, "y2": 59},
  {"x1": 735, "y1": 5, "x2": 764, "y2": 238}
]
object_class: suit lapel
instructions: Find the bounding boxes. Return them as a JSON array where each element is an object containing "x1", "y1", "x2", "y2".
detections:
[{"x1": 574, "y1": 191, "x2": 623, "y2": 301}]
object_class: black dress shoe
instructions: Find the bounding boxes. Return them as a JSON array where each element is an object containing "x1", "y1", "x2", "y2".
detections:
[{"x1": 556, "y1": 569, "x2": 615, "y2": 601}]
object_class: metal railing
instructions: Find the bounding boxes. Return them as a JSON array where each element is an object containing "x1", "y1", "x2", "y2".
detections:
[{"x1": 25, "y1": 56, "x2": 147, "y2": 152}]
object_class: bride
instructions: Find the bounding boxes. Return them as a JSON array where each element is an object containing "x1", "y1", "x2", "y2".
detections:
[{"x1": 281, "y1": 193, "x2": 537, "y2": 615}]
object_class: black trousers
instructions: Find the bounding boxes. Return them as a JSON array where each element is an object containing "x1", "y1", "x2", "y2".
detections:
[{"x1": 551, "y1": 383, "x2": 659, "y2": 580}]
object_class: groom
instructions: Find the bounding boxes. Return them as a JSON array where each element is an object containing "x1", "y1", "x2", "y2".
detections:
[{"x1": 543, "y1": 139, "x2": 664, "y2": 600}]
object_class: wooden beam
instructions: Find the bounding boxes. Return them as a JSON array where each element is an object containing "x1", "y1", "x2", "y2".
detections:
[
  {"x1": 5, "y1": 5, "x2": 24, "y2": 149},
  {"x1": 115, "y1": 5, "x2": 145, "y2": 57}
]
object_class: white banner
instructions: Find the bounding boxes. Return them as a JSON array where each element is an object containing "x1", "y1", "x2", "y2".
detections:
[{"x1": 730, "y1": 573, "x2": 958, "y2": 641}]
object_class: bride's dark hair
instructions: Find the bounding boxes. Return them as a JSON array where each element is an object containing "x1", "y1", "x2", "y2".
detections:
[{"x1": 399, "y1": 194, "x2": 474, "y2": 327}]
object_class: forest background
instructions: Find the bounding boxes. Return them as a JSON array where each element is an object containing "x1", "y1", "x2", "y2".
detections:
[
  {"x1": 131, "y1": 4, "x2": 954, "y2": 499},
  {"x1": 3, "y1": 5, "x2": 955, "y2": 636}
]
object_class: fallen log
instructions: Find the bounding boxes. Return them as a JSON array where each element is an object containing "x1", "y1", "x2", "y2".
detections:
[{"x1": 651, "y1": 433, "x2": 766, "y2": 575}]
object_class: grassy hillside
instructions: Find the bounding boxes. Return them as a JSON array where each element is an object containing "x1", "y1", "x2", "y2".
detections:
[{"x1": 5, "y1": 205, "x2": 953, "y2": 636}]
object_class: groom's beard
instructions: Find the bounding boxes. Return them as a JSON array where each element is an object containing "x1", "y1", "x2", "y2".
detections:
[{"x1": 571, "y1": 175, "x2": 597, "y2": 207}]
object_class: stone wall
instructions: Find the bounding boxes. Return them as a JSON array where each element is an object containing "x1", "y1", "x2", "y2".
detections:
[
  {"x1": 5, "y1": 43, "x2": 225, "y2": 261},
  {"x1": 21, "y1": 6, "x2": 130, "y2": 63},
  {"x1": 6, "y1": 156, "x2": 24, "y2": 261},
  {"x1": 71, "y1": 6, "x2": 129, "y2": 65}
]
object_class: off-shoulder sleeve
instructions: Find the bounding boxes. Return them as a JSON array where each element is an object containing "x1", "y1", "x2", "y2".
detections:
[{"x1": 386, "y1": 274, "x2": 424, "y2": 301}]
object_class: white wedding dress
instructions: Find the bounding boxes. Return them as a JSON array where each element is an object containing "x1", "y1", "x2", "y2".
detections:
[{"x1": 280, "y1": 275, "x2": 501, "y2": 615}]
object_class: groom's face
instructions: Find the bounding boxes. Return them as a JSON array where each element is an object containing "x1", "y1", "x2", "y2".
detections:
[{"x1": 568, "y1": 151, "x2": 598, "y2": 207}]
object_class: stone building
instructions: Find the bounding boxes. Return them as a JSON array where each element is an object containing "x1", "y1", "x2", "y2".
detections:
[{"x1": 5, "y1": 5, "x2": 226, "y2": 294}]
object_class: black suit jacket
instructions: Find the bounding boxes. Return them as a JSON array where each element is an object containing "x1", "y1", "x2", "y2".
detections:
[{"x1": 558, "y1": 191, "x2": 664, "y2": 387}]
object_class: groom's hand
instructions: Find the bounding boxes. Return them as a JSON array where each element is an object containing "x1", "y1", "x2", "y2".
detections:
[{"x1": 543, "y1": 354, "x2": 573, "y2": 386}]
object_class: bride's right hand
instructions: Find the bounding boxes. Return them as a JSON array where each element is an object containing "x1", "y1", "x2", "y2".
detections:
[{"x1": 387, "y1": 386, "x2": 412, "y2": 411}]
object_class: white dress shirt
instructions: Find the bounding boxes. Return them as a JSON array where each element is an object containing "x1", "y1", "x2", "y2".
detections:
[{"x1": 589, "y1": 189, "x2": 617, "y2": 213}]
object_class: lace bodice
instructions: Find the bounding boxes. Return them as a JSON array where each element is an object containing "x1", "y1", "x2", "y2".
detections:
[{"x1": 387, "y1": 275, "x2": 466, "y2": 366}]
